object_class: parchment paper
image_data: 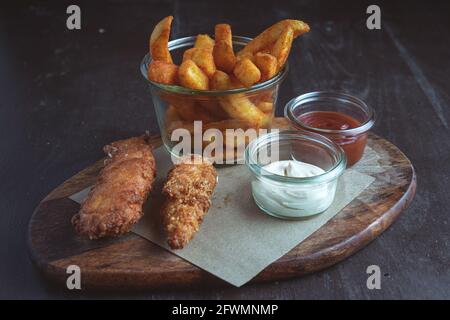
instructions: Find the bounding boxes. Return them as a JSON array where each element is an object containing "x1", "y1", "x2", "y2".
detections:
[{"x1": 70, "y1": 147, "x2": 376, "y2": 287}]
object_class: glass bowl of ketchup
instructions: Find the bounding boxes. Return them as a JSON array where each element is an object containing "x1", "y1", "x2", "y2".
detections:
[{"x1": 284, "y1": 91, "x2": 375, "y2": 166}]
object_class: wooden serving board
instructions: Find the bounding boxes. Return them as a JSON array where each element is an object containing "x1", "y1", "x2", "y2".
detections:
[{"x1": 27, "y1": 118, "x2": 416, "y2": 289}]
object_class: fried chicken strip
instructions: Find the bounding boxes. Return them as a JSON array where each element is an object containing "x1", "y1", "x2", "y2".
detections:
[
  {"x1": 72, "y1": 135, "x2": 156, "y2": 239},
  {"x1": 162, "y1": 155, "x2": 217, "y2": 249}
]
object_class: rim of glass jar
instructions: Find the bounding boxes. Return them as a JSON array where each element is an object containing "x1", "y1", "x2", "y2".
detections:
[
  {"x1": 245, "y1": 130, "x2": 347, "y2": 184},
  {"x1": 284, "y1": 91, "x2": 376, "y2": 136},
  {"x1": 140, "y1": 35, "x2": 289, "y2": 96}
]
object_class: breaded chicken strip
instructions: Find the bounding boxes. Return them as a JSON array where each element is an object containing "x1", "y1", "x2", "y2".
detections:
[
  {"x1": 72, "y1": 135, "x2": 156, "y2": 239},
  {"x1": 162, "y1": 155, "x2": 217, "y2": 249}
]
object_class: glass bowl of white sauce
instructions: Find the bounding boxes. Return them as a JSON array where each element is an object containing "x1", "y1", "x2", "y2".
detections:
[{"x1": 245, "y1": 130, "x2": 346, "y2": 219}]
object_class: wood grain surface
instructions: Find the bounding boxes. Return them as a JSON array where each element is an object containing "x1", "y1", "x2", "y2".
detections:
[
  {"x1": 2, "y1": 0, "x2": 449, "y2": 299},
  {"x1": 28, "y1": 118, "x2": 416, "y2": 289}
]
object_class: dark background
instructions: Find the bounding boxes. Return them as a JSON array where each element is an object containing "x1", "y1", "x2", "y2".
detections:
[{"x1": 1, "y1": 0, "x2": 449, "y2": 299}]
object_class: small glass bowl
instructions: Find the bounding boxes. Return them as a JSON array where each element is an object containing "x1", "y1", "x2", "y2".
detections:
[
  {"x1": 284, "y1": 91, "x2": 375, "y2": 166},
  {"x1": 245, "y1": 130, "x2": 346, "y2": 219}
]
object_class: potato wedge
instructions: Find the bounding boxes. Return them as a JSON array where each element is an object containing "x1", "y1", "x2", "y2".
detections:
[
  {"x1": 149, "y1": 16, "x2": 173, "y2": 63},
  {"x1": 162, "y1": 92, "x2": 220, "y2": 123},
  {"x1": 289, "y1": 19, "x2": 310, "y2": 37},
  {"x1": 230, "y1": 76, "x2": 246, "y2": 88},
  {"x1": 213, "y1": 40, "x2": 237, "y2": 74},
  {"x1": 233, "y1": 58, "x2": 261, "y2": 87},
  {"x1": 178, "y1": 59, "x2": 209, "y2": 90},
  {"x1": 254, "y1": 52, "x2": 278, "y2": 81},
  {"x1": 166, "y1": 105, "x2": 182, "y2": 133},
  {"x1": 167, "y1": 119, "x2": 195, "y2": 136},
  {"x1": 211, "y1": 71, "x2": 244, "y2": 89},
  {"x1": 166, "y1": 105, "x2": 181, "y2": 122},
  {"x1": 189, "y1": 48, "x2": 216, "y2": 78},
  {"x1": 204, "y1": 121, "x2": 255, "y2": 158},
  {"x1": 210, "y1": 127, "x2": 254, "y2": 153},
  {"x1": 147, "y1": 60, "x2": 179, "y2": 85},
  {"x1": 211, "y1": 71, "x2": 268, "y2": 126},
  {"x1": 191, "y1": 104, "x2": 217, "y2": 123},
  {"x1": 210, "y1": 70, "x2": 232, "y2": 90},
  {"x1": 236, "y1": 51, "x2": 255, "y2": 62},
  {"x1": 166, "y1": 105, "x2": 196, "y2": 135},
  {"x1": 271, "y1": 26, "x2": 293, "y2": 69},
  {"x1": 174, "y1": 102, "x2": 199, "y2": 122},
  {"x1": 182, "y1": 48, "x2": 196, "y2": 62},
  {"x1": 220, "y1": 95, "x2": 269, "y2": 127},
  {"x1": 161, "y1": 95, "x2": 196, "y2": 119},
  {"x1": 237, "y1": 19, "x2": 309, "y2": 56},
  {"x1": 198, "y1": 100, "x2": 229, "y2": 119},
  {"x1": 194, "y1": 34, "x2": 215, "y2": 51},
  {"x1": 253, "y1": 90, "x2": 274, "y2": 104},
  {"x1": 215, "y1": 24, "x2": 233, "y2": 47},
  {"x1": 169, "y1": 101, "x2": 215, "y2": 123},
  {"x1": 256, "y1": 101, "x2": 274, "y2": 113}
]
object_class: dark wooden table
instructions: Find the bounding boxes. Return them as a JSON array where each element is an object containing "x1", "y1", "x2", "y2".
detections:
[{"x1": 1, "y1": 0, "x2": 449, "y2": 299}]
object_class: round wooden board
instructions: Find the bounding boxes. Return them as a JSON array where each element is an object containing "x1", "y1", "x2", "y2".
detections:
[{"x1": 27, "y1": 118, "x2": 416, "y2": 289}]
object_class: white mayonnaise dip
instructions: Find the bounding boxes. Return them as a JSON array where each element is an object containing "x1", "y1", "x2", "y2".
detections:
[{"x1": 252, "y1": 160, "x2": 337, "y2": 218}]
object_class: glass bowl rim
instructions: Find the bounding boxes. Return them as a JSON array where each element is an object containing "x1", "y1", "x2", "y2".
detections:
[
  {"x1": 284, "y1": 91, "x2": 376, "y2": 135},
  {"x1": 140, "y1": 35, "x2": 289, "y2": 96},
  {"x1": 245, "y1": 130, "x2": 347, "y2": 184}
]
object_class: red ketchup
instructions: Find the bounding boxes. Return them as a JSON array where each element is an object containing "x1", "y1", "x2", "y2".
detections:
[{"x1": 298, "y1": 111, "x2": 367, "y2": 166}]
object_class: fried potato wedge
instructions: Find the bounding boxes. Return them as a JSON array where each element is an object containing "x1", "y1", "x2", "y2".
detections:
[
  {"x1": 213, "y1": 23, "x2": 236, "y2": 73},
  {"x1": 220, "y1": 95, "x2": 269, "y2": 127},
  {"x1": 236, "y1": 51, "x2": 255, "y2": 62},
  {"x1": 254, "y1": 52, "x2": 278, "y2": 81},
  {"x1": 253, "y1": 90, "x2": 274, "y2": 104},
  {"x1": 206, "y1": 126, "x2": 254, "y2": 151},
  {"x1": 271, "y1": 26, "x2": 294, "y2": 69},
  {"x1": 233, "y1": 58, "x2": 261, "y2": 87},
  {"x1": 182, "y1": 48, "x2": 196, "y2": 62},
  {"x1": 237, "y1": 19, "x2": 309, "y2": 56},
  {"x1": 215, "y1": 24, "x2": 233, "y2": 47},
  {"x1": 166, "y1": 105, "x2": 183, "y2": 133},
  {"x1": 167, "y1": 119, "x2": 195, "y2": 135},
  {"x1": 210, "y1": 70, "x2": 232, "y2": 90},
  {"x1": 149, "y1": 16, "x2": 173, "y2": 63},
  {"x1": 167, "y1": 100, "x2": 216, "y2": 123},
  {"x1": 161, "y1": 95, "x2": 196, "y2": 119},
  {"x1": 256, "y1": 101, "x2": 274, "y2": 113},
  {"x1": 198, "y1": 100, "x2": 229, "y2": 119},
  {"x1": 210, "y1": 71, "x2": 268, "y2": 126},
  {"x1": 178, "y1": 59, "x2": 209, "y2": 90},
  {"x1": 211, "y1": 71, "x2": 244, "y2": 89},
  {"x1": 191, "y1": 104, "x2": 217, "y2": 122},
  {"x1": 189, "y1": 48, "x2": 216, "y2": 78},
  {"x1": 148, "y1": 60, "x2": 179, "y2": 85},
  {"x1": 213, "y1": 40, "x2": 237, "y2": 74},
  {"x1": 230, "y1": 75, "x2": 246, "y2": 88},
  {"x1": 194, "y1": 34, "x2": 215, "y2": 51},
  {"x1": 166, "y1": 105, "x2": 181, "y2": 122},
  {"x1": 288, "y1": 19, "x2": 310, "y2": 37},
  {"x1": 203, "y1": 120, "x2": 255, "y2": 153},
  {"x1": 174, "y1": 102, "x2": 198, "y2": 122}
]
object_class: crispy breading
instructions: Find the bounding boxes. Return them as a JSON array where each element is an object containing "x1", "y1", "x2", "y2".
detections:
[
  {"x1": 162, "y1": 155, "x2": 217, "y2": 249},
  {"x1": 72, "y1": 135, "x2": 156, "y2": 239}
]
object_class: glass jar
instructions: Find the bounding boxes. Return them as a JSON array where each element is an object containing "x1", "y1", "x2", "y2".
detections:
[
  {"x1": 140, "y1": 36, "x2": 288, "y2": 164},
  {"x1": 284, "y1": 91, "x2": 375, "y2": 166},
  {"x1": 245, "y1": 130, "x2": 346, "y2": 219}
]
